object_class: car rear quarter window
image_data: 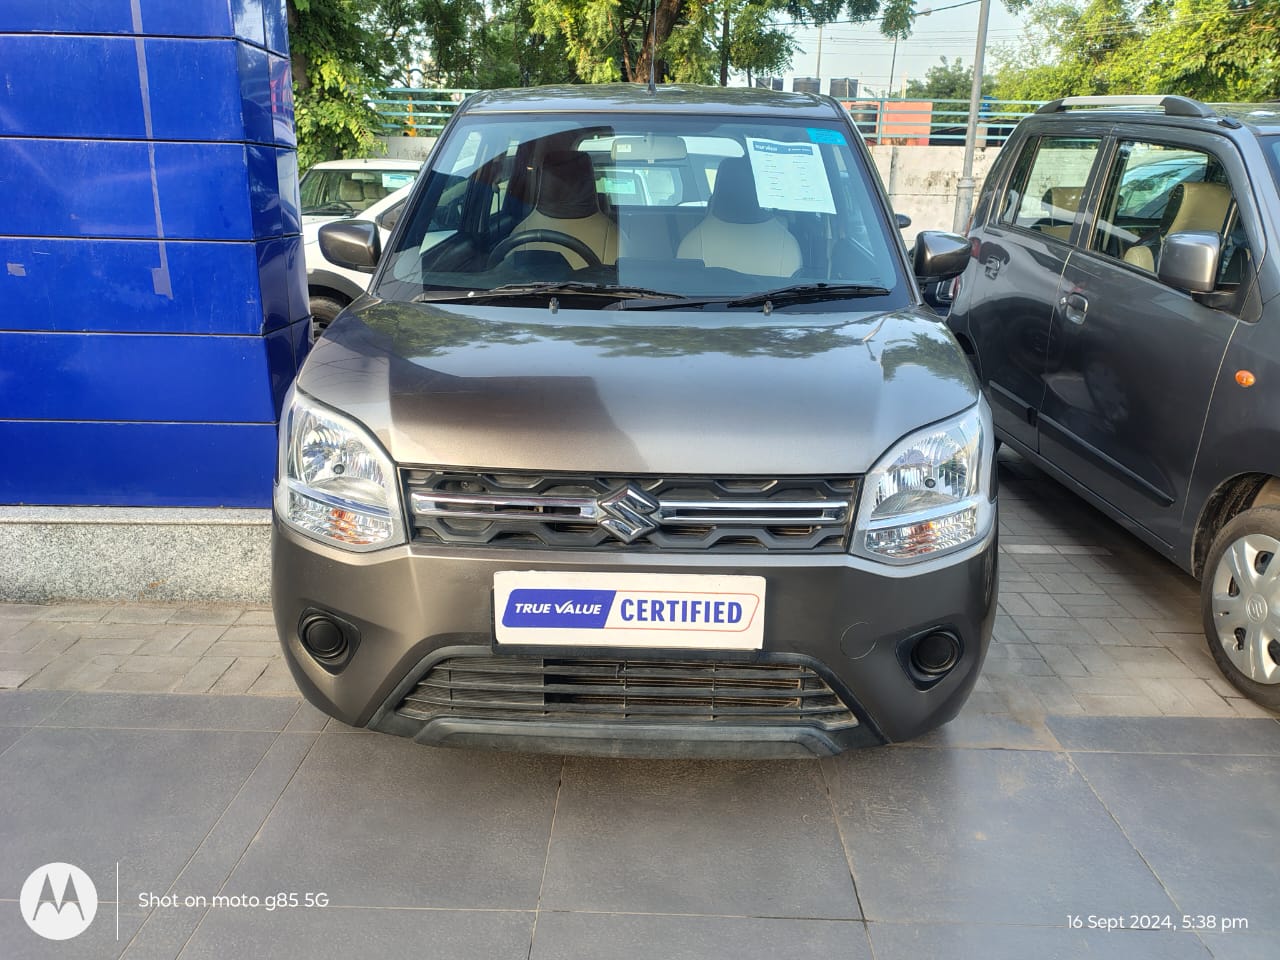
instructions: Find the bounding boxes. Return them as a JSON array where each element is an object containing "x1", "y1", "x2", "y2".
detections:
[{"x1": 998, "y1": 136, "x2": 1101, "y2": 241}]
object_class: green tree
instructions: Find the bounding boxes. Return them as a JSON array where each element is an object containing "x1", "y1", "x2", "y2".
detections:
[
  {"x1": 527, "y1": 1, "x2": 851, "y2": 84},
  {"x1": 464, "y1": 1, "x2": 580, "y2": 87},
  {"x1": 904, "y1": 57, "x2": 995, "y2": 100},
  {"x1": 287, "y1": 0, "x2": 484, "y2": 167},
  {"x1": 993, "y1": 0, "x2": 1279, "y2": 101},
  {"x1": 287, "y1": 0, "x2": 384, "y2": 169}
]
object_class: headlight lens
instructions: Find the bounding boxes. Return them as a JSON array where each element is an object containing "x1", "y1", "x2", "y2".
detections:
[
  {"x1": 855, "y1": 404, "x2": 993, "y2": 563},
  {"x1": 275, "y1": 389, "x2": 405, "y2": 551}
]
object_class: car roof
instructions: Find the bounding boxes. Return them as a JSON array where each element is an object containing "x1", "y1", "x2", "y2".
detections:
[
  {"x1": 460, "y1": 83, "x2": 844, "y2": 121},
  {"x1": 307, "y1": 158, "x2": 422, "y2": 171},
  {"x1": 1031, "y1": 96, "x2": 1280, "y2": 137}
]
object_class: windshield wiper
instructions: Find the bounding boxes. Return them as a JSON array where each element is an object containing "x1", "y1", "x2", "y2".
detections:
[
  {"x1": 725, "y1": 282, "x2": 891, "y2": 309},
  {"x1": 621, "y1": 282, "x2": 892, "y2": 311},
  {"x1": 412, "y1": 281, "x2": 682, "y2": 305}
]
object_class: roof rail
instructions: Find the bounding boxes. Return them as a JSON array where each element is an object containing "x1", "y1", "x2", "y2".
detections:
[{"x1": 1035, "y1": 95, "x2": 1216, "y2": 118}]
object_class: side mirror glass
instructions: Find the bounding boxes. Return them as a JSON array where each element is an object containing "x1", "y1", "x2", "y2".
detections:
[
  {"x1": 319, "y1": 221, "x2": 381, "y2": 273},
  {"x1": 913, "y1": 230, "x2": 970, "y2": 281},
  {"x1": 375, "y1": 201, "x2": 405, "y2": 234},
  {"x1": 1158, "y1": 231, "x2": 1220, "y2": 294}
]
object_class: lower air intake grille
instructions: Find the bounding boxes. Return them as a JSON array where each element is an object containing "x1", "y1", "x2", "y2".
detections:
[{"x1": 395, "y1": 656, "x2": 857, "y2": 730}]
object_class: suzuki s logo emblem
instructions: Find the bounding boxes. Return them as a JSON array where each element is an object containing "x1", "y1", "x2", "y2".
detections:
[
  {"x1": 20, "y1": 862, "x2": 98, "y2": 940},
  {"x1": 598, "y1": 485, "x2": 660, "y2": 543}
]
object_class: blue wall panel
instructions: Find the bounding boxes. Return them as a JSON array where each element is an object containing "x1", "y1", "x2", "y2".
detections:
[
  {"x1": 0, "y1": 37, "x2": 294, "y2": 145},
  {"x1": 0, "y1": 332, "x2": 280, "y2": 423},
  {"x1": 1, "y1": 421, "x2": 277, "y2": 508},
  {"x1": 0, "y1": 1, "x2": 285, "y2": 51},
  {"x1": 0, "y1": 1, "x2": 300, "y2": 509},
  {"x1": 0, "y1": 37, "x2": 148, "y2": 139},
  {"x1": 0, "y1": 139, "x2": 298, "y2": 240},
  {"x1": 0, "y1": 237, "x2": 313, "y2": 335}
]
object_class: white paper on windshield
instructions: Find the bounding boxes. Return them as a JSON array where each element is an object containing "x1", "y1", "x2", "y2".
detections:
[{"x1": 745, "y1": 138, "x2": 836, "y2": 214}]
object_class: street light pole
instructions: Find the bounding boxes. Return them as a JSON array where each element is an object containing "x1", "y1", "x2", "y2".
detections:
[{"x1": 952, "y1": 0, "x2": 991, "y2": 233}]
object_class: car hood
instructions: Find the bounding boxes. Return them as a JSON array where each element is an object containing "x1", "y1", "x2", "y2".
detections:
[{"x1": 296, "y1": 299, "x2": 979, "y2": 475}]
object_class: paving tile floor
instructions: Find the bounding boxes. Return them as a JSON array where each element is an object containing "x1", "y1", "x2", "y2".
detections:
[
  {"x1": 0, "y1": 692, "x2": 1276, "y2": 959},
  {"x1": 2, "y1": 449, "x2": 1278, "y2": 957}
]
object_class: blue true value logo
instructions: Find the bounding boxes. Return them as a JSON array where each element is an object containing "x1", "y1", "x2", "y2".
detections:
[{"x1": 503, "y1": 589, "x2": 616, "y2": 629}]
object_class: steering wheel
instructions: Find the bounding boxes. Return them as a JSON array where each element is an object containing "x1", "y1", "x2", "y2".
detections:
[{"x1": 487, "y1": 229, "x2": 603, "y2": 269}]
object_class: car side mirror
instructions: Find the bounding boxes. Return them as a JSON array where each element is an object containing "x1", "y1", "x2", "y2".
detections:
[
  {"x1": 1158, "y1": 231, "x2": 1220, "y2": 294},
  {"x1": 319, "y1": 220, "x2": 381, "y2": 273},
  {"x1": 913, "y1": 231, "x2": 970, "y2": 281},
  {"x1": 375, "y1": 201, "x2": 405, "y2": 233},
  {"x1": 895, "y1": 213, "x2": 912, "y2": 230}
]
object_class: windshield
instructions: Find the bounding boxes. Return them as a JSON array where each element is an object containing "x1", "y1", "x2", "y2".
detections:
[
  {"x1": 1267, "y1": 135, "x2": 1280, "y2": 193},
  {"x1": 376, "y1": 112, "x2": 904, "y2": 306},
  {"x1": 299, "y1": 167, "x2": 418, "y2": 217}
]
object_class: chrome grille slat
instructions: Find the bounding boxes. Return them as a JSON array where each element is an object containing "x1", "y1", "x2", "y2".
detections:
[
  {"x1": 394, "y1": 656, "x2": 858, "y2": 730},
  {"x1": 403, "y1": 470, "x2": 857, "y2": 553}
]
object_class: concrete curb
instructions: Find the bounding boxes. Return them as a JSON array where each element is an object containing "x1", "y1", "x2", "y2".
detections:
[{"x1": 0, "y1": 506, "x2": 271, "y2": 603}]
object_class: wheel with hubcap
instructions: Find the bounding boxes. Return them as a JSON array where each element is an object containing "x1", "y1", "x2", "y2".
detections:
[{"x1": 1202, "y1": 506, "x2": 1280, "y2": 710}]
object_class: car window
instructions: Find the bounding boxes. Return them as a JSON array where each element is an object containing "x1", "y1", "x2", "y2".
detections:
[
  {"x1": 378, "y1": 113, "x2": 903, "y2": 304},
  {"x1": 1266, "y1": 135, "x2": 1280, "y2": 190},
  {"x1": 998, "y1": 136, "x2": 1101, "y2": 241},
  {"x1": 299, "y1": 168, "x2": 418, "y2": 216},
  {"x1": 1090, "y1": 140, "x2": 1249, "y2": 288}
]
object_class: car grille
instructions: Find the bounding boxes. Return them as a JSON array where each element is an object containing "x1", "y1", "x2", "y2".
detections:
[
  {"x1": 403, "y1": 470, "x2": 857, "y2": 552},
  {"x1": 394, "y1": 656, "x2": 858, "y2": 730}
]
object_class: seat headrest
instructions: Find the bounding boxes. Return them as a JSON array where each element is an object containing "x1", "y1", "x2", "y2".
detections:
[
  {"x1": 362, "y1": 182, "x2": 386, "y2": 200},
  {"x1": 1162, "y1": 181, "x2": 1232, "y2": 237},
  {"x1": 338, "y1": 180, "x2": 364, "y2": 202},
  {"x1": 535, "y1": 151, "x2": 599, "y2": 219},
  {"x1": 1042, "y1": 186, "x2": 1083, "y2": 218},
  {"x1": 710, "y1": 157, "x2": 770, "y2": 224}
]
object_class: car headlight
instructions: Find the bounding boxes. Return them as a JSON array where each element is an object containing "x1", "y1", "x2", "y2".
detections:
[
  {"x1": 854, "y1": 403, "x2": 994, "y2": 563},
  {"x1": 275, "y1": 388, "x2": 405, "y2": 551}
]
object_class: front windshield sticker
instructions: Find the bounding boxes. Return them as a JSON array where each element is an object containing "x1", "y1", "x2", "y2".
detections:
[
  {"x1": 382, "y1": 172, "x2": 414, "y2": 189},
  {"x1": 746, "y1": 139, "x2": 837, "y2": 214},
  {"x1": 807, "y1": 127, "x2": 846, "y2": 146}
]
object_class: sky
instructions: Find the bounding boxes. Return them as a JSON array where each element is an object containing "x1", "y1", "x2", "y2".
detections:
[{"x1": 764, "y1": 1, "x2": 1031, "y2": 97}]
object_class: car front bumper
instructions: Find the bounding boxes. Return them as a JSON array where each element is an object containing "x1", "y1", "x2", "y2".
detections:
[{"x1": 272, "y1": 520, "x2": 997, "y2": 757}]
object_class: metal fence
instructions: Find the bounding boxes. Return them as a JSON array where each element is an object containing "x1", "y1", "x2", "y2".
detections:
[
  {"x1": 369, "y1": 88, "x2": 479, "y2": 136},
  {"x1": 843, "y1": 98, "x2": 1045, "y2": 146},
  {"x1": 369, "y1": 90, "x2": 1046, "y2": 146}
]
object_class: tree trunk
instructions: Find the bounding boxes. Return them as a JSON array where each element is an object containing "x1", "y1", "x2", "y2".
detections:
[
  {"x1": 719, "y1": 4, "x2": 730, "y2": 86},
  {"x1": 633, "y1": 0, "x2": 682, "y2": 84},
  {"x1": 286, "y1": 0, "x2": 308, "y2": 90}
]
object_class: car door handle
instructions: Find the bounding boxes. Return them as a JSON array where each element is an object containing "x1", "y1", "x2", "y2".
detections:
[
  {"x1": 1058, "y1": 293, "x2": 1088, "y2": 325},
  {"x1": 984, "y1": 256, "x2": 1001, "y2": 279}
]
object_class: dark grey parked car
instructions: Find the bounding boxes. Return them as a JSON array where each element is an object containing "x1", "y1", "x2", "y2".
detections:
[
  {"x1": 271, "y1": 84, "x2": 993, "y2": 756},
  {"x1": 949, "y1": 95, "x2": 1280, "y2": 708}
]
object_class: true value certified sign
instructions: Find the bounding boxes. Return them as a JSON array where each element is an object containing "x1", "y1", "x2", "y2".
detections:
[{"x1": 494, "y1": 571, "x2": 766, "y2": 650}]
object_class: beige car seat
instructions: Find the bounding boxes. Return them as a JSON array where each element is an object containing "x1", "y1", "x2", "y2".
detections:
[
  {"x1": 510, "y1": 151, "x2": 617, "y2": 268},
  {"x1": 1124, "y1": 181, "x2": 1232, "y2": 274},
  {"x1": 338, "y1": 180, "x2": 365, "y2": 209},
  {"x1": 1040, "y1": 186, "x2": 1083, "y2": 240},
  {"x1": 676, "y1": 157, "x2": 802, "y2": 277}
]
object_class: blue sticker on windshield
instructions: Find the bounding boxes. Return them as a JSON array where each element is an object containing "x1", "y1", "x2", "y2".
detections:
[{"x1": 807, "y1": 127, "x2": 846, "y2": 145}]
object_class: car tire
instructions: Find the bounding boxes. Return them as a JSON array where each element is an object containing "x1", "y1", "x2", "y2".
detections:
[
  {"x1": 309, "y1": 295, "x2": 348, "y2": 340},
  {"x1": 1201, "y1": 506, "x2": 1280, "y2": 709}
]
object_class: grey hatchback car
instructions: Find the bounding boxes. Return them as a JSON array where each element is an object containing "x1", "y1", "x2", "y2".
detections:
[
  {"x1": 949, "y1": 95, "x2": 1280, "y2": 709},
  {"x1": 272, "y1": 85, "x2": 994, "y2": 757}
]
